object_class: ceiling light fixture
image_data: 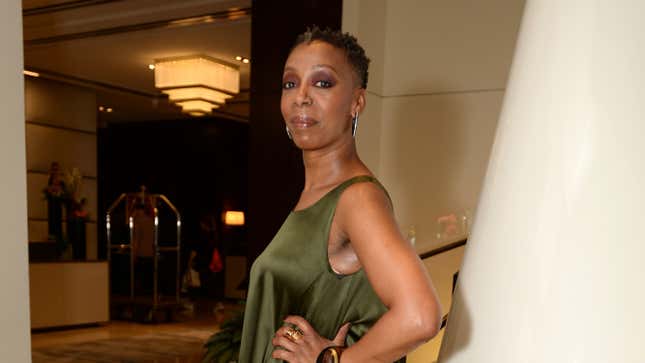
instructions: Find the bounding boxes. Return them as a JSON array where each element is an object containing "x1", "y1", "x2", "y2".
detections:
[
  {"x1": 234, "y1": 56, "x2": 250, "y2": 64},
  {"x1": 153, "y1": 55, "x2": 239, "y2": 116},
  {"x1": 23, "y1": 70, "x2": 40, "y2": 77}
]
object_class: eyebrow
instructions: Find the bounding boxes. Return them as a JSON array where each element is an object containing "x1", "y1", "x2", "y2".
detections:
[
  {"x1": 312, "y1": 64, "x2": 338, "y2": 73},
  {"x1": 283, "y1": 64, "x2": 339, "y2": 74}
]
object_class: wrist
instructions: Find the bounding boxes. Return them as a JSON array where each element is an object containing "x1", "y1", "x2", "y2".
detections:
[{"x1": 316, "y1": 346, "x2": 345, "y2": 363}]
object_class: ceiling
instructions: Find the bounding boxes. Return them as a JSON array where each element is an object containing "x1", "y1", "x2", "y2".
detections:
[{"x1": 22, "y1": 0, "x2": 252, "y2": 123}]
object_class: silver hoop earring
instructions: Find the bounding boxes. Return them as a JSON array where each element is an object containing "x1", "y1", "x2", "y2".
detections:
[
  {"x1": 352, "y1": 113, "x2": 359, "y2": 138},
  {"x1": 286, "y1": 126, "x2": 293, "y2": 140}
]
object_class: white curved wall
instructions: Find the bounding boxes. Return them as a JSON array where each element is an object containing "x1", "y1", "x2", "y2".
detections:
[{"x1": 439, "y1": 1, "x2": 645, "y2": 362}]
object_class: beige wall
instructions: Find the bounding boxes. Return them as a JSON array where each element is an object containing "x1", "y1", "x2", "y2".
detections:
[
  {"x1": 25, "y1": 77, "x2": 98, "y2": 259},
  {"x1": 343, "y1": 1, "x2": 524, "y2": 361},
  {"x1": 0, "y1": 0, "x2": 32, "y2": 361},
  {"x1": 345, "y1": 0, "x2": 524, "y2": 249},
  {"x1": 342, "y1": 0, "x2": 388, "y2": 174}
]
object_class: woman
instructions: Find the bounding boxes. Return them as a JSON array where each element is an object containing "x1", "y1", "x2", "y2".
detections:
[{"x1": 239, "y1": 27, "x2": 442, "y2": 363}]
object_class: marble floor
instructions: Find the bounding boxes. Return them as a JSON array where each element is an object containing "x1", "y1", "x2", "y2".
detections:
[{"x1": 31, "y1": 300, "x2": 235, "y2": 363}]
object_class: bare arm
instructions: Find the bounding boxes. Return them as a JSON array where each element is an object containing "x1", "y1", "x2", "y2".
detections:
[{"x1": 336, "y1": 182, "x2": 442, "y2": 362}]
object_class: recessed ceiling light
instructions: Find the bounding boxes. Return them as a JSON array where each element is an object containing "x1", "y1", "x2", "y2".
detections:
[
  {"x1": 242, "y1": 58, "x2": 250, "y2": 64},
  {"x1": 98, "y1": 106, "x2": 105, "y2": 111},
  {"x1": 23, "y1": 70, "x2": 40, "y2": 77},
  {"x1": 235, "y1": 56, "x2": 243, "y2": 61},
  {"x1": 148, "y1": 64, "x2": 155, "y2": 70}
]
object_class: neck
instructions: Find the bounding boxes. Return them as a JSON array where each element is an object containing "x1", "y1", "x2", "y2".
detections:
[{"x1": 301, "y1": 137, "x2": 365, "y2": 191}]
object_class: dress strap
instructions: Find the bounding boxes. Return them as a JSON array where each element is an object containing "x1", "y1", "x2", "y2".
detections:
[
  {"x1": 332, "y1": 175, "x2": 392, "y2": 205},
  {"x1": 292, "y1": 175, "x2": 391, "y2": 214}
]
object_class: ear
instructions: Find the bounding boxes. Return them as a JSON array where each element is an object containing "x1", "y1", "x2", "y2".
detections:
[{"x1": 352, "y1": 88, "x2": 367, "y2": 116}]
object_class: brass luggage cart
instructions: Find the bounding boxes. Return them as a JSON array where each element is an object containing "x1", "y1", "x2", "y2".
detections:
[{"x1": 106, "y1": 190, "x2": 181, "y2": 322}]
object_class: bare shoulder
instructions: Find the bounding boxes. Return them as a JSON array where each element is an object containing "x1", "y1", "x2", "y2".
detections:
[
  {"x1": 335, "y1": 180, "x2": 395, "y2": 230},
  {"x1": 340, "y1": 179, "x2": 391, "y2": 208}
]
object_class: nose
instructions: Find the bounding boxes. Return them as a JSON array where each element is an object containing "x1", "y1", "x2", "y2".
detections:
[{"x1": 295, "y1": 83, "x2": 312, "y2": 106}]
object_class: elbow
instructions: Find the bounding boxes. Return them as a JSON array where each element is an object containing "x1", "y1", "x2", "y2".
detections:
[
  {"x1": 417, "y1": 308, "x2": 442, "y2": 342},
  {"x1": 404, "y1": 302, "x2": 443, "y2": 344},
  {"x1": 425, "y1": 315, "x2": 442, "y2": 341}
]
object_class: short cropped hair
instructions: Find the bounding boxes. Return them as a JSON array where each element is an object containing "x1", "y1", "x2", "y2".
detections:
[{"x1": 292, "y1": 26, "x2": 370, "y2": 89}]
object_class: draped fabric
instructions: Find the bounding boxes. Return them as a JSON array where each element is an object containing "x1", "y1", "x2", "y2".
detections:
[{"x1": 239, "y1": 176, "x2": 404, "y2": 363}]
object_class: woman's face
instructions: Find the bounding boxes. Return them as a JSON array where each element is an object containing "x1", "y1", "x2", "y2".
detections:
[{"x1": 281, "y1": 41, "x2": 365, "y2": 151}]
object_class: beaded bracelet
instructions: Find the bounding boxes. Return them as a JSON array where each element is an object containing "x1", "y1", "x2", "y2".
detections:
[{"x1": 316, "y1": 346, "x2": 345, "y2": 363}]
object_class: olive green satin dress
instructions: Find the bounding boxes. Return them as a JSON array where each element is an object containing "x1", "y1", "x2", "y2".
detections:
[{"x1": 239, "y1": 175, "x2": 404, "y2": 363}]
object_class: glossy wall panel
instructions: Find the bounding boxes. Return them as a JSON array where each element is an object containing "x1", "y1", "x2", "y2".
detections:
[
  {"x1": 27, "y1": 173, "x2": 48, "y2": 220},
  {"x1": 27, "y1": 172, "x2": 98, "y2": 221},
  {"x1": 27, "y1": 220, "x2": 98, "y2": 258},
  {"x1": 28, "y1": 220, "x2": 49, "y2": 244},
  {"x1": 24, "y1": 76, "x2": 98, "y2": 259},
  {"x1": 85, "y1": 222, "x2": 98, "y2": 260},
  {"x1": 25, "y1": 77, "x2": 97, "y2": 132},
  {"x1": 27, "y1": 170, "x2": 99, "y2": 258},
  {"x1": 25, "y1": 124, "x2": 97, "y2": 177}
]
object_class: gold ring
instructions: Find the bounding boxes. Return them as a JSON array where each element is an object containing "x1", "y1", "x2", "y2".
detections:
[{"x1": 284, "y1": 327, "x2": 303, "y2": 341}]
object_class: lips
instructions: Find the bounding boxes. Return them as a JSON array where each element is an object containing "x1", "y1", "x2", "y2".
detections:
[{"x1": 290, "y1": 115, "x2": 318, "y2": 129}]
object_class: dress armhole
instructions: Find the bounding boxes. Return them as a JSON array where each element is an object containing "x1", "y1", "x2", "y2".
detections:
[{"x1": 324, "y1": 176, "x2": 392, "y2": 278}]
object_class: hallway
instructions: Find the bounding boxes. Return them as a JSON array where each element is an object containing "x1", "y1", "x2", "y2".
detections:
[{"x1": 31, "y1": 300, "x2": 230, "y2": 363}]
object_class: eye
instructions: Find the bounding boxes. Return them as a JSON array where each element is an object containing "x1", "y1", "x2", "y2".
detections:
[
  {"x1": 314, "y1": 80, "x2": 333, "y2": 88},
  {"x1": 282, "y1": 81, "x2": 296, "y2": 89}
]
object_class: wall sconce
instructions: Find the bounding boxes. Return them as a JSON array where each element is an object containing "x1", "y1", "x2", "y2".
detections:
[{"x1": 223, "y1": 211, "x2": 245, "y2": 226}]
